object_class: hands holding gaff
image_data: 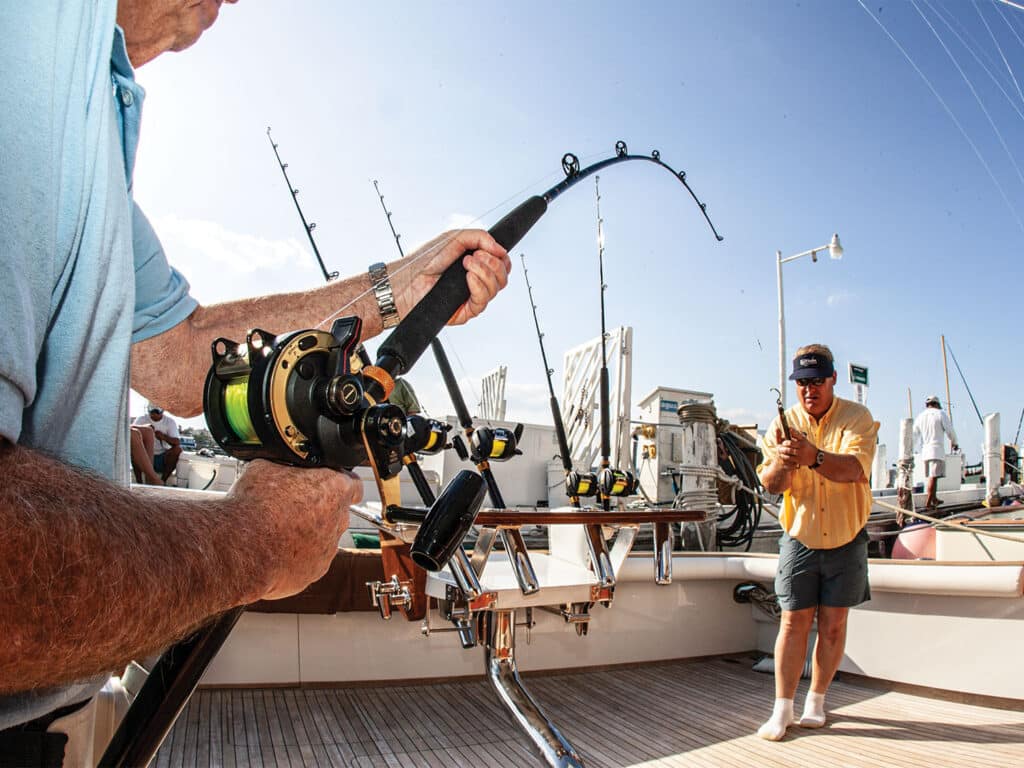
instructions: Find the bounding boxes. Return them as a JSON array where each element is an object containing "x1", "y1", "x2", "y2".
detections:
[
  {"x1": 774, "y1": 427, "x2": 818, "y2": 470},
  {"x1": 394, "y1": 230, "x2": 511, "y2": 325}
]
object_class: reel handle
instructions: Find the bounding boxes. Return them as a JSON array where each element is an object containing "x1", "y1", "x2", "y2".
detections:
[
  {"x1": 410, "y1": 470, "x2": 487, "y2": 572},
  {"x1": 376, "y1": 195, "x2": 547, "y2": 376}
]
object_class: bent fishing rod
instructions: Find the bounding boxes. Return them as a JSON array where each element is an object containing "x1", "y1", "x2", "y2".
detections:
[{"x1": 100, "y1": 140, "x2": 722, "y2": 767}]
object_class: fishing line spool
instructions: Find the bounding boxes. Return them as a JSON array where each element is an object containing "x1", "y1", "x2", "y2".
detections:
[{"x1": 203, "y1": 317, "x2": 405, "y2": 474}]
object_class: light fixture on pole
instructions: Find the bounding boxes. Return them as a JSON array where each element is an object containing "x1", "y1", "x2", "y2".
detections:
[{"x1": 776, "y1": 233, "x2": 844, "y2": 404}]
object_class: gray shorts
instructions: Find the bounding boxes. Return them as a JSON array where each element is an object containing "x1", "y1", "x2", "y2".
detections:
[
  {"x1": 924, "y1": 459, "x2": 945, "y2": 478},
  {"x1": 775, "y1": 528, "x2": 870, "y2": 611}
]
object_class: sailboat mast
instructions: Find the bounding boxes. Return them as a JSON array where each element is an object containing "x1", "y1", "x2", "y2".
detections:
[{"x1": 941, "y1": 334, "x2": 952, "y2": 424}]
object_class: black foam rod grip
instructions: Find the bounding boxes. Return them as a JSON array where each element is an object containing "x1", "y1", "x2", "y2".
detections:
[{"x1": 376, "y1": 195, "x2": 548, "y2": 376}]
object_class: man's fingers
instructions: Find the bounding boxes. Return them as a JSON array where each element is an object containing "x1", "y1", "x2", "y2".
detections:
[{"x1": 445, "y1": 248, "x2": 511, "y2": 326}]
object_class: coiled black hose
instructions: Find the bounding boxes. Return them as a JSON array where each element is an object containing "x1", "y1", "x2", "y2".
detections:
[{"x1": 716, "y1": 431, "x2": 764, "y2": 551}]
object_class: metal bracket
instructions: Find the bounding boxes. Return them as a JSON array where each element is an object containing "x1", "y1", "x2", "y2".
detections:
[{"x1": 366, "y1": 575, "x2": 412, "y2": 620}]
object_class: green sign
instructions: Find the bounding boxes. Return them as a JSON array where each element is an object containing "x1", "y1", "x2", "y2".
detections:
[{"x1": 849, "y1": 363, "x2": 869, "y2": 386}]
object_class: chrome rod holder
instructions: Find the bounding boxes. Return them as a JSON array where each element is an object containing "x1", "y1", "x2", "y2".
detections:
[
  {"x1": 583, "y1": 523, "x2": 616, "y2": 590},
  {"x1": 485, "y1": 610, "x2": 584, "y2": 767},
  {"x1": 449, "y1": 547, "x2": 483, "y2": 598},
  {"x1": 499, "y1": 528, "x2": 540, "y2": 595},
  {"x1": 471, "y1": 526, "x2": 499, "y2": 575},
  {"x1": 653, "y1": 521, "x2": 674, "y2": 585}
]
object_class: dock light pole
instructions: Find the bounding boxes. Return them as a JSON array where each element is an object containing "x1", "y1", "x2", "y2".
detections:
[{"x1": 776, "y1": 233, "x2": 843, "y2": 404}]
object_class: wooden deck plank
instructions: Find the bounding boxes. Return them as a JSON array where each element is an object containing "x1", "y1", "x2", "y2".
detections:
[{"x1": 157, "y1": 658, "x2": 1024, "y2": 767}]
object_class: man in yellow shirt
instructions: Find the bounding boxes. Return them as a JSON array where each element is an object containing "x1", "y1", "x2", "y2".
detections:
[{"x1": 756, "y1": 343, "x2": 878, "y2": 740}]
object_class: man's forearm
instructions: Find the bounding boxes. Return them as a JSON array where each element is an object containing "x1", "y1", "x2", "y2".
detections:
[
  {"x1": 0, "y1": 442, "x2": 265, "y2": 693},
  {"x1": 759, "y1": 459, "x2": 793, "y2": 494},
  {"x1": 131, "y1": 266, "x2": 385, "y2": 417},
  {"x1": 813, "y1": 451, "x2": 866, "y2": 483}
]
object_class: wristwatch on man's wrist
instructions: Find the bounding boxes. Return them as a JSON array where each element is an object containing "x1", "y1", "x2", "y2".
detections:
[
  {"x1": 809, "y1": 449, "x2": 826, "y2": 470},
  {"x1": 368, "y1": 262, "x2": 400, "y2": 329}
]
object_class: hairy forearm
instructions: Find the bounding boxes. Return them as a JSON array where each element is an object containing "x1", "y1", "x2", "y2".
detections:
[
  {"x1": 814, "y1": 451, "x2": 866, "y2": 483},
  {"x1": 131, "y1": 261, "x2": 396, "y2": 416},
  {"x1": 759, "y1": 460, "x2": 793, "y2": 494},
  {"x1": 0, "y1": 442, "x2": 265, "y2": 693}
]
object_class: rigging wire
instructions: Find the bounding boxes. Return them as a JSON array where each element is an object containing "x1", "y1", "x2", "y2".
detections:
[
  {"x1": 995, "y1": 2, "x2": 1024, "y2": 61},
  {"x1": 912, "y1": 0, "x2": 1024, "y2": 188},
  {"x1": 925, "y1": 0, "x2": 1024, "y2": 125},
  {"x1": 979, "y1": 0, "x2": 1024, "y2": 106},
  {"x1": 934, "y1": 0, "x2": 1016, "y2": 89},
  {"x1": 857, "y1": 0, "x2": 1024, "y2": 234},
  {"x1": 945, "y1": 340, "x2": 985, "y2": 426}
]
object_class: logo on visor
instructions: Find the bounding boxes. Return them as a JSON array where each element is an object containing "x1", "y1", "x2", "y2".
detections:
[{"x1": 799, "y1": 357, "x2": 819, "y2": 367}]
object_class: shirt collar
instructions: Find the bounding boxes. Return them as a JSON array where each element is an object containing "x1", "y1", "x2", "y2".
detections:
[{"x1": 111, "y1": 25, "x2": 135, "y2": 82}]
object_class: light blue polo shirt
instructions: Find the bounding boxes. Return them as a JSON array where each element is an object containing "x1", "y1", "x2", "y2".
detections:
[{"x1": 0, "y1": 2, "x2": 198, "y2": 729}]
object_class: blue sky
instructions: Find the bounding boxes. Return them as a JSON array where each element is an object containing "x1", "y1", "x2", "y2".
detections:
[{"x1": 130, "y1": 0, "x2": 1024, "y2": 466}]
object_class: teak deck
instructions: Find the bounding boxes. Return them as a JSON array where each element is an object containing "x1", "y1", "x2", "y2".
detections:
[{"x1": 155, "y1": 657, "x2": 1024, "y2": 767}]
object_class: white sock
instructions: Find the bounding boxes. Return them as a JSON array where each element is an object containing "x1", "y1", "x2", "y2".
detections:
[
  {"x1": 800, "y1": 691, "x2": 826, "y2": 728},
  {"x1": 757, "y1": 698, "x2": 794, "y2": 741}
]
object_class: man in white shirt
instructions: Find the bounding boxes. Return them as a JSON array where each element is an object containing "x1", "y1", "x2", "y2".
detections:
[
  {"x1": 131, "y1": 404, "x2": 181, "y2": 484},
  {"x1": 913, "y1": 395, "x2": 959, "y2": 510}
]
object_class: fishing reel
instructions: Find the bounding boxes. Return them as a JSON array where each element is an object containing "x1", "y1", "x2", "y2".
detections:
[
  {"x1": 451, "y1": 424, "x2": 525, "y2": 464},
  {"x1": 599, "y1": 467, "x2": 639, "y2": 498},
  {"x1": 204, "y1": 316, "x2": 412, "y2": 479},
  {"x1": 566, "y1": 470, "x2": 599, "y2": 499}
]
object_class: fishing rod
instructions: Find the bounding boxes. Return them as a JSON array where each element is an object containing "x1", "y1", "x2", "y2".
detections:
[
  {"x1": 520, "y1": 254, "x2": 597, "y2": 503},
  {"x1": 522, "y1": 253, "x2": 616, "y2": 591},
  {"x1": 379, "y1": 141, "x2": 722, "y2": 378},
  {"x1": 1015, "y1": 406, "x2": 1023, "y2": 447},
  {"x1": 103, "y1": 140, "x2": 721, "y2": 766},
  {"x1": 592, "y1": 176, "x2": 637, "y2": 510},
  {"x1": 946, "y1": 340, "x2": 985, "y2": 426},
  {"x1": 266, "y1": 126, "x2": 338, "y2": 282},
  {"x1": 370, "y1": 180, "x2": 523, "y2": 597}
]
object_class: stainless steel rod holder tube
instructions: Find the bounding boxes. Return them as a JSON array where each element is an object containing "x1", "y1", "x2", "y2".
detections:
[
  {"x1": 499, "y1": 528, "x2": 540, "y2": 595},
  {"x1": 449, "y1": 548, "x2": 483, "y2": 598},
  {"x1": 654, "y1": 521, "x2": 674, "y2": 585},
  {"x1": 583, "y1": 524, "x2": 615, "y2": 589},
  {"x1": 485, "y1": 610, "x2": 584, "y2": 767},
  {"x1": 471, "y1": 526, "x2": 500, "y2": 575}
]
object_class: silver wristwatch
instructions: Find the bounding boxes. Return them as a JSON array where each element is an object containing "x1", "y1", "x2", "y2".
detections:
[
  {"x1": 810, "y1": 449, "x2": 825, "y2": 470},
  {"x1": 368, "y1": 262, "x2": 399, "y2": 329}
]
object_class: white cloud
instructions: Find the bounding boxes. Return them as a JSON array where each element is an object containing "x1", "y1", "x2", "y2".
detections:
[
  {"x1": 444, "y1": 212, "x2": 480, "y2": 230},
  {"x1": 151, "y1": 214, "x2": 321, "y2": 304},
  {"x1": 826, "y1": 290, "x2": 854, "y2": 307}
]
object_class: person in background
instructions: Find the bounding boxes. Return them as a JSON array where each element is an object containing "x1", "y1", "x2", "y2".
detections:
[
  {"x1": 756, "y1": 344, "x2": 879, "y2": 741},
  {"x1": 390, "y1": 377, "x2": 422, "y2": 416},
  {"x1": 131, "y1": 403, "x2": 181, "y2": 484},
  {"x1": 0, "y1": 1, "x2": 511, "y2": 759},
  {"x1": 913, "y1": 395, "x2": 959, "y2": 511}
]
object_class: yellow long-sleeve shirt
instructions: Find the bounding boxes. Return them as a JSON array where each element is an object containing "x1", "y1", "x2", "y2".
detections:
[{"x1": 758, "y1": 396, "x2": 879, "y2": 549}]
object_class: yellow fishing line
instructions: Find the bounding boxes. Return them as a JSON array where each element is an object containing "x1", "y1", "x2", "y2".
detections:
[{"x1": 224, "y1": 380, "x2": 260, "y2": 444}]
